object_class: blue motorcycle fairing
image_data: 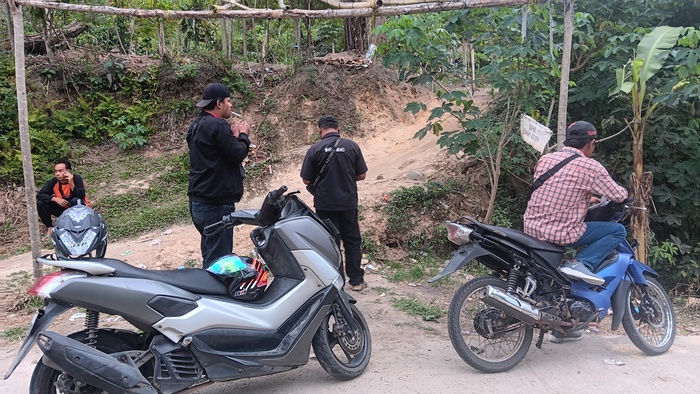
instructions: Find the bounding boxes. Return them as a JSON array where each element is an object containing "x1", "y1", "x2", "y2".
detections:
[
  {"x1": 429, "y1": 243, "x2": 490, "y2": 283},
  {"x1": 570, "y1": 253, "x2": 659, "y2": 320}
]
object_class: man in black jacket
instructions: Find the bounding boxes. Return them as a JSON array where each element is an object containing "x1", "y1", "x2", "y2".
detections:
[
  {"x1": 36, "y1": 159, "x2": 89, "y2": 236},
  {"x1": 301, "y1": 115, "x2": 368, "y2": 291},
  {"x1": 187, "y1": 83, "x2": 251, "y2": 267}
]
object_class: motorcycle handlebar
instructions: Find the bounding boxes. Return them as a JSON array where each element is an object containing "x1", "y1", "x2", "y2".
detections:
[{"x1": 203, "y1": 214, "x2": 232, "y2": 235}]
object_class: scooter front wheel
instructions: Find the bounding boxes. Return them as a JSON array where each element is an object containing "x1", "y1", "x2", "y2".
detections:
[{"x1": 312, "y1": 302, "x2": 371, "y2": 380}]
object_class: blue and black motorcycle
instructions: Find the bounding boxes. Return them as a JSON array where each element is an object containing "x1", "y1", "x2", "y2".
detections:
[{"x1": 430, "y1": 199, "x2": 675, "y2": 373}]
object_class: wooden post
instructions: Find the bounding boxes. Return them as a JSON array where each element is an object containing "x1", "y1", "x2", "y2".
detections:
[
  {"x1": 9, "y1": 0, "x2": 42, "y2": 279},
  {"x1": 556, "y1": 0, "x2": 574, "y2": 149},
  {"x1": 3, "y1": 0, "x2": 14, "y2": 51}
]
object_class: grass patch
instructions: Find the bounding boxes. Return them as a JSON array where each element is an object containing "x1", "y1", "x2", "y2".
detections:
[
  {"x1": 2, "y1": 326, "x2": 28, "y2": 342},
  {"x1": 386, "y1": 254, "x2": 447, "y2": 283},
  {"x1": 81, "y1": 152, "x2": 191, "y2": 240},
  {"x1": 183, "y1": 258, "x2": 199, "y2": 268},
  {"x1": 384, "y1": 179, "x2": 463, "y2": 236},
  {"x1": 371, "y1": 286, "x2": 391, "y2": 294},
  {"x1": 391, "y1": 297, "x2": 445, "y2": 322}
]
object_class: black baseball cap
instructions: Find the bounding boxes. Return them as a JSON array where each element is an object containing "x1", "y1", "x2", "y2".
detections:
[
  {"x1": 196, "y1": 83, "x2": 231, "y2": 108},
  {"x1": 566, "y1": 121, "x2": 598, "y2": 140},
  {"x1": 318, "y1": 115, "x2": 339, "y2": 129}
]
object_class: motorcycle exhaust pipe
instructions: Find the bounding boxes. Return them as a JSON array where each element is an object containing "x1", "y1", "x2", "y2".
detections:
[
  {"x1": 478, "y1": 285, "x2": 541, "y2": 325},
  {"x1": 36, "y1": 331, "x2": 157, "y2": 394}
]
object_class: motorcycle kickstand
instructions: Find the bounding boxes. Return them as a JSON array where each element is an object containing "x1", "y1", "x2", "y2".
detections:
[{"x1": 535, "y1": 329, "x2": 546, "y2": 349}]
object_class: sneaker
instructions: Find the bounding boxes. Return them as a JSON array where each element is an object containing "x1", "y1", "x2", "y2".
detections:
[
  {"x1": 350, "y1": 281, "x2": 368, "y2": 291},
  {"x1": 549, "y1": 330, "x2": 583, "y2": 343},
  {"x1": 559, "y1": 260, "x2": 605, "y2": 286}
]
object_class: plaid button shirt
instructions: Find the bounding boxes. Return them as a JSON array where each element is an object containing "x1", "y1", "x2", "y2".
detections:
[{"x1": 524, "y1": 146, "x2": 628, "y2": 245}]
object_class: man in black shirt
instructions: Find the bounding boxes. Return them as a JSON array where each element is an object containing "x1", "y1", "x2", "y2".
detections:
[
  {"x1": 187, "y1": 82, "x2": 250, "y2": 268},
  {"x1": 36, "y1": 159, "x2": 89, "y2": 237},
  {"x1": 301, "y1": 115, "x2": 368, "y2": 291}
]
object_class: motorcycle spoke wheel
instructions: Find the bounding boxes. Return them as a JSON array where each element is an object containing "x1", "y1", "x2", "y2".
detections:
[
  {"x1": 448, "y1": 276, "x2": 533, "y2": 373},
  {"x1": 622, "y1": 276, "x2": 676, "y2": 355},
  {"x1": 312, "y1": 303, "x2": 371, "y2": 380}
]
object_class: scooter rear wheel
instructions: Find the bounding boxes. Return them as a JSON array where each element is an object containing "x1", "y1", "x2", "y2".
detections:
[{"x1": 312, "y1": 303, "x2": 371, "y2": 380}]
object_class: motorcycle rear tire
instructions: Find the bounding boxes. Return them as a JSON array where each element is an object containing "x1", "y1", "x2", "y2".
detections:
[
  {"x1": 622, "y1": 276, "x2": 676, "y2": 355},
  {"x1": 29, "y1": 329, "x2": 137, "y2": 394},
  {"x1": 312, "y1": 303, "x2": 371, "y2": 381},
  {"x1": 448, "y1": 276, "x2": 533, "y2": 373}
]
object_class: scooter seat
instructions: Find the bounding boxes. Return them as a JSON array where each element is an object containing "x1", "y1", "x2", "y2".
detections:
[{"x1": 94, "y1": 258, "x2": 229, "y2": 296}]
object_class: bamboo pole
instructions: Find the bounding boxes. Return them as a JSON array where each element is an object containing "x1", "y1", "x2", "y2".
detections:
[
  {"x1": 9, "y1": 0, "x2": 42, "y2": 279},
  {"x1": 14, "y1": 0, "x2": 545, "y2": 20}
]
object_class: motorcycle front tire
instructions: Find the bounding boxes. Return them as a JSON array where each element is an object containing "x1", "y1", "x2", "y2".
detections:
[{"x1": 312, "y1": 303, "x2": 371, "y2": 380}]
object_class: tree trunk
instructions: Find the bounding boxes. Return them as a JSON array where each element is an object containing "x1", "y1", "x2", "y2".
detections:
[
  {"x1": 630, "y1": 128, "x2": 650, "y2": 264},
  {"x1": 128, "y1": 17, "x2": 136, "y2": 55},
  {"x1": 556, "y1": 0, "x2": 574, "y2": 149},
  {"x1": 262, "y1": 17, "x2": 269, "y2": 62},
  {"x1": 157, "y1": 19, "x2": 166, "y2": 56},
  {"x1": 41, "y1": 9, "x2": 54, "y2": 62},
  {"x1": 294, "y1": 19, "x2": 301, "y2": 56},
  {"x1": 24, "y1": 20, "x2": 87, "y2": 54},
  {"x1": 344, "y1": 0, "x2": 368, "y2": 54},
  {"x1": 219, "y1": 0, "x2": 230, "y2": 59},
  {"x1": 242, "y1": 18, "x2": 248, "y2": 66},
  {"x1": 344, "y1": 16, "x2": 368, "y2": 53},
  {"x1": 2, "y1": 1, "x2": 13, "y2": 52}
]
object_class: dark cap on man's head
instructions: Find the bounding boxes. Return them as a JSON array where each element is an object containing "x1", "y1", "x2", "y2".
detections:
[
  {"x1": 318, "y1": 115, "x2": 339, "y2": 129},
  {"x1": 566, "y1": 121, "x2": 598, "y2": 141},
  {"x1": 196, "y1": 83, "x2": 231, "y2": 108}
]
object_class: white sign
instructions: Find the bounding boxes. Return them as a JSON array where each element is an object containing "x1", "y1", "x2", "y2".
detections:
[{"x1": 520, "y1": 115, "x2": 553, "y2": 153}]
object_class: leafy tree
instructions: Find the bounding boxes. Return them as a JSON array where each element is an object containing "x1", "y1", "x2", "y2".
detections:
[{"x1": 378, "y1": 8, "x2": 559, "y2": 223}]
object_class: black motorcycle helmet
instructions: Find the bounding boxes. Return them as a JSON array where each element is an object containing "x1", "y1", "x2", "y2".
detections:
[{"x1": 51, "y1": 203, "x2": 108, "y2": 259}]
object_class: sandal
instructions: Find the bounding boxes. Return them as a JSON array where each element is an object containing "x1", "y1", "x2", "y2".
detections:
[{"x1": 350, "y1": 282, "x2": 368, "y2": 292}]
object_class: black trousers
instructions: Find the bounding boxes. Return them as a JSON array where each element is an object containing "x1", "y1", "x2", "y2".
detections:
[
  {"x1": 189, "y1": 201, "x2": 235, "y2": 268},
  {"x1": 316, "y1": 209, "x2": 364, "y2": 286},
  {"x1": 37, "y1": 197, "x2": 82, "y2": 228}
]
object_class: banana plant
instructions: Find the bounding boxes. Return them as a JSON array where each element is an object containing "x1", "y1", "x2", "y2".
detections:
[{"x1": 609, "y1": 25, "x2": 683, "y2": 264}]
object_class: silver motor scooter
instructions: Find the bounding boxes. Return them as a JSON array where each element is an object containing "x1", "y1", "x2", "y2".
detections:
[{"x1": 5, "y1": 186, "x2": 372, "y2": 393}]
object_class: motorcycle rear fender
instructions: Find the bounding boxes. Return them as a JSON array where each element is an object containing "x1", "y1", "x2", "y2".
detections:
[
  {"x1": 3, "y1": 300, "x2": 72, "y2": 379},
  {"x1": 429, "y1": 243, "x2": 490, "y2": 283}
]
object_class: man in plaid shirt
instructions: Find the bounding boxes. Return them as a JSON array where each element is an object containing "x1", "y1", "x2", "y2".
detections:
[{"x1": 525, "y1": 121, "x2": 628, "y2": 286}]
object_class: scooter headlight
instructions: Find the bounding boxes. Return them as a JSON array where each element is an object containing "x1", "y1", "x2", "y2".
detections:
[{"x1": 445, "y1": 222, "x2": 474, "y2": 245}]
